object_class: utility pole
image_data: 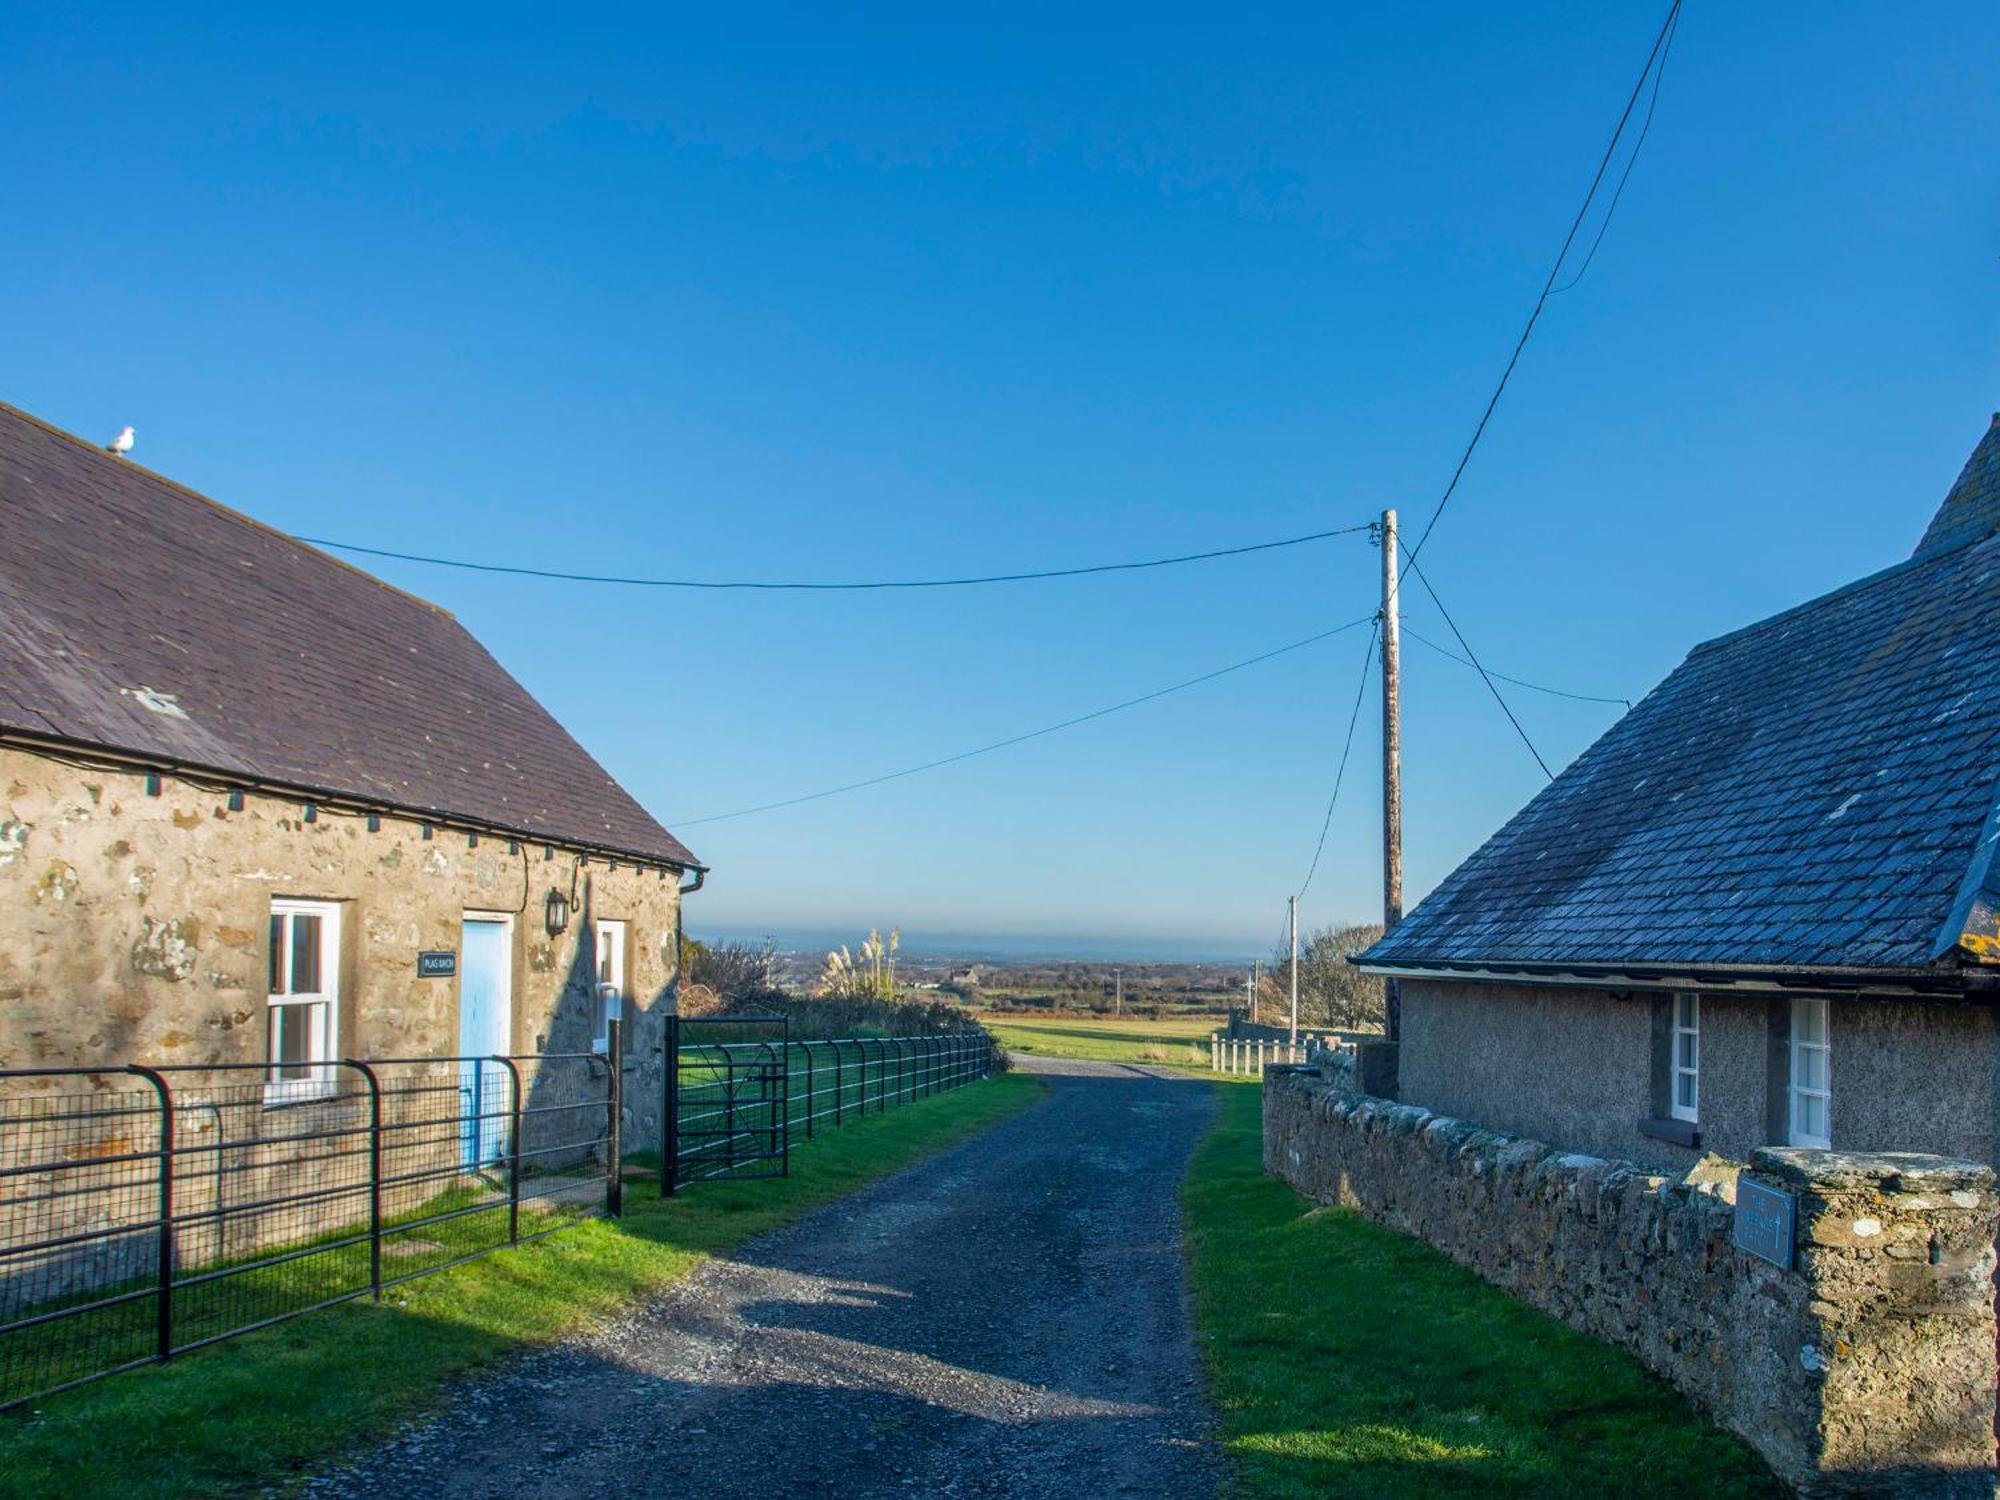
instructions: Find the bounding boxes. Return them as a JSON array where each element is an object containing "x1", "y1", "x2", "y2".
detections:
[
  {"x1": 1380, "y1": 507, "x2": 1404, "y2": 1042},
  {"x1": 1114, "y1": 968, "x2": 1122, "y2": 1017},
  {"x1": 1288, "y1": 895, "x2": 1299, "y2": 1046}
]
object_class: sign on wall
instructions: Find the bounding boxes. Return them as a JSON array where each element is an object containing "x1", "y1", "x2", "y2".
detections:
[
  {"x1": 417, "y1": 950, "x2": 458, "y2": 978},
  {"x1": 1733, "y1": 1179, "x2": 1796, "y2": 1270}
]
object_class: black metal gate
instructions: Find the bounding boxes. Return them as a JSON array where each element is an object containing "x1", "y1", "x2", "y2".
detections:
[{"x1": 662, "y1": 1013, "x2": 790, "y2": 1194}]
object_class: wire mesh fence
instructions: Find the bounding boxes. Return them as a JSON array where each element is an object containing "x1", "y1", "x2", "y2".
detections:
[
  {"x1": 663, "y1": 1020, "x2": 997, "y2": 1193},
  {"x1": 0, "y1": 1037, "x2": 619, "y2": 1413}
]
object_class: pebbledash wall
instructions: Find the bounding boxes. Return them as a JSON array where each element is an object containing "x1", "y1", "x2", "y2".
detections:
[
  {"x1": 1267, "y1": 1062, "x2": 2000, "y2": 1497},
  {"x1": 0, "y1": 744, "x2": 688, "y2": 1147},
  {"x1": 1398, "y1": 979, "x2": 2000, "y2": 1175}
]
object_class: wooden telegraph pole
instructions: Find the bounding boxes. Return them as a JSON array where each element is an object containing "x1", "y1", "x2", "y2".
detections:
[
  {"x1": 1380, "y1": 508, "x2": 1404, "y2": 1042},
  {"x1": 1288, "y1": 894, "x2": 1299, "y2": 1046}
]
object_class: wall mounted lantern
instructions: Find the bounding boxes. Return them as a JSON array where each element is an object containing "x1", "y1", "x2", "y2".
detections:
[{"x1": 544, "y1": 887, "x2": 572, "y2": 936}]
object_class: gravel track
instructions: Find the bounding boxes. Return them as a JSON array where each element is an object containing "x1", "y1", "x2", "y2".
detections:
[{"x1": 303, "y1": 1056, "x2": 1223, "y2": 1499}]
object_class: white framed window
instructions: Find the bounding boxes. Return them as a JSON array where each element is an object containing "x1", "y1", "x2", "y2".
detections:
[
  {"x1": 1670, "y1": 992, "x2": 1699, "y2": 1123},
  {"x1": 1788, "y1": 997, "x2": 1832, "y2": 1148},
  {"x1": 268, "y1": 899, "x2": 340, "y2": 1101},
  {"x1": 592, "y1": 919, "x2": 627, "y2": 1054}
]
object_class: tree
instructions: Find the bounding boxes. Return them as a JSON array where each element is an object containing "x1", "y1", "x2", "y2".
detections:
[
  {"x1": 683, "y1": 936, "x2": 780, "y2": 1004},
  {"x1": 1266, "y1": 922, "x2": 1386, "y2": 1031}
]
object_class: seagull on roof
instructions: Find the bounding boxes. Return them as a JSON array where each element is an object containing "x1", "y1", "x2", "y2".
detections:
[{"x1": 106, "y1": 425, "x2": 134, "y2": 457}]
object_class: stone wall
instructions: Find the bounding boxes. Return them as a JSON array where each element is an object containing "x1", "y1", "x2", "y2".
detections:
[
  {"x1": 1398, "y1": 978, "x2": 2000, "y2": 1175},
  {"x1": 1265, "y1": 1066, "x2": 2000, "y2": 1497},
  {"x1": 0, "y1": 744, "x2": 689, "y2": 1142}
]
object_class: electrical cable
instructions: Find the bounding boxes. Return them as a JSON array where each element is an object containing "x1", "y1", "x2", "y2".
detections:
[
  {"x1": 297, "y1": 523, "x2": 1373, "y2": 593},
  {"x1": 1402, "y1": 623, "x2": 1632, "y2": 707},
  {"x1": 1404, "y1": 0, "x2": 1683, "y2": 569},
  {"x1": 1549, "y1": 2, "x2": 1681, "y2": 296},
  {"x1": 674, "y1": 613, "x2": 1379, "y2": 827},
  {"x1": 1398, "y1": 547, "x2": 1554, "y2": 779},
  {"x1": 1293, "y1": 623, "x2": 1380, "y2": 901},
  {"x1": 1278, "y1": 3, "x2": 1677, "y2": 914}
]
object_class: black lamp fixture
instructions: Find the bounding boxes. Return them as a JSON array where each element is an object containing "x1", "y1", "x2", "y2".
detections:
[{"x1": 544, "y1": 886, "x2": 572, "y2": 937}]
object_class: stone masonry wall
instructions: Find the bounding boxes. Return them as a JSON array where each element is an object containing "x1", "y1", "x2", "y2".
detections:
[
  {"x1": 1265, "y1": 1067, "x2": 2000, "y2": 1497},
  {"x1": 1397, "y1": 978, "x2": 2000, "y2": 1176},
  {"x1": 0, "y1": 745, "x2": 686, "y2": 1130},
  {"x1": 0, "y1": 745, "x2": 692, "y2": 1310}
]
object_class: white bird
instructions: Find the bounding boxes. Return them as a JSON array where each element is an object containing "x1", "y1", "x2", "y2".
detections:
[{"x1": 106, "y1": 425, "x2": 134, "y2": 457}]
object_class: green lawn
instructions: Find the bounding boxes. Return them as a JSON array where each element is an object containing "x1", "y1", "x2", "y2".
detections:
[
  {"x1": 1181, "y1": 1084, "x2": 1782, "y2": 1499},
  {"x1": 980, "y1": 1011, "x2": 1220, "y2": 1069},
  {"x1": 0, "y1": 1073, "x2": 1045, "y2": 1500}
]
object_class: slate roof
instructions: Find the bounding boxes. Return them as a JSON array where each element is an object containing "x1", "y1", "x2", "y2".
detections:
[
  {"x1": 1363, "y1": 414, "x2": 2000, "y2": 982},
  {"x1": 0, "y1": 403, "x2": 701, "y2": 870}
]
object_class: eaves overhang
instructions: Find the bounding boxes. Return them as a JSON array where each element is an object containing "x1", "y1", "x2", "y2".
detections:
[{"x1": 1351, "y1": 954, "x2": 2000, "y2": 1001}]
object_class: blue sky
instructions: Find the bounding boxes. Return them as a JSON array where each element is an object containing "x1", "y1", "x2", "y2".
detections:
[{"x1": 4, "y1": 5, "x2": 1996, "y2": 955}]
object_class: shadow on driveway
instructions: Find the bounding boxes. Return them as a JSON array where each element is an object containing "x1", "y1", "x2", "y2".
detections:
[{"x1": 307, "y1": 1059, "x2": 1222, "y2": 1500}]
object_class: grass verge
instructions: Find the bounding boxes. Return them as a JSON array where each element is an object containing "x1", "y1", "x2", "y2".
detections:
[
  {"x1": 980, "y1": 1012, "x2": 1218, "y2": 1069},
  {"x1": 0, "y1": 1072, "x2": 1046, "y2": 1500},
  {"x1": 1181, "y1": 1083, "x2": 1783, "y2": 1499}
]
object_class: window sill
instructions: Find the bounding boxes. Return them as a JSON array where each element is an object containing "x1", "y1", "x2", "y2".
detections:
[
  {"x1": 1638, "y1": 1116, "x2": 1701, "y2": 1149},
  {"x1": 263, "y1": 1080, "x2": 340, "y2": 1109}
]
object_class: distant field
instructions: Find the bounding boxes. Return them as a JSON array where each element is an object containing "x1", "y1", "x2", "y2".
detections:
[{"x1": 979, "y1": 1012, "x2": 1220, "y2": 1070}]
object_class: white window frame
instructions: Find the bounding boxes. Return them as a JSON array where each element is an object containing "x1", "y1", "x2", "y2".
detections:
[
  {"x1": 1787, "y1": 997, "x2": 1832, "y2": 1148},
  {"x1": 1669, "y1": 992, "x2": 1699, "y2": 1123},
  {"x1": 267, "y1": 898, "x2": 341, "y2": 1103},
  {"x1": 593, "y1": 919, "x2": 627, "y2": 1055}
]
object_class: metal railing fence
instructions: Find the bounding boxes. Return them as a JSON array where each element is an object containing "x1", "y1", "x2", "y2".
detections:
[
  {"x1": 0, "y1": 1027, "x2": 620, "y2": 1413},
  {"x1": 663, "y1": 1023, "x2": 997, "y2": 1193}
]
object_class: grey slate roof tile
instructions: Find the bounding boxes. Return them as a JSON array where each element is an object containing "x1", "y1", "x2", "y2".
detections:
[
  {"x1": 0, "y1": 403, "x2": 700, "y2": 870},
  {"x1": 1366, "y1": 415, "x2": 2000, "y2": 976}
]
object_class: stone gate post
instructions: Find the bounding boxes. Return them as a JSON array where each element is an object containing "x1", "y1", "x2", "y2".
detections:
[{"x1": 1747, "y1": 1148, "x2": 1998, "y2": 1497}]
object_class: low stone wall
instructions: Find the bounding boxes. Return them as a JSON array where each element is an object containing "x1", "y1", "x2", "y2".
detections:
[{"x1": 1264, "y1": 1067, "x2": 2000, "y2": 1497}]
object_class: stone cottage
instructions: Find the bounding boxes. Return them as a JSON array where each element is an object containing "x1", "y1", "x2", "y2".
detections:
[
  {"x1": 0, "y1": 400, "x2": 705, "y2": 1116},
  {"x1": 1358, "y1": 413, "x2": 2000, "y2": 1176},
  {"x1": 1265, "y1": 416, "x2": 2000, "y2": 1493}
]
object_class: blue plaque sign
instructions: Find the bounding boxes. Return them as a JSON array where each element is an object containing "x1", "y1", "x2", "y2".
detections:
[
  {"x1": 417, "y1": 950, "x2": 457, "y2": 978},
  {"x1": 1733, "y1": 1178, "x2": 1795, "y2": 1269}
]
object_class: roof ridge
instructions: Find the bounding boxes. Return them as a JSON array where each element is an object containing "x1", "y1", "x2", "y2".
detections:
[
  {"x1": 1688, "y1": 415, "x2": 2000, "y2": 661},
  {"x1": 1914, "y1": 411, "x2": 2000, "y2": 559},
  {"x1": 1685, "y1": 534, "x2": 1993, "y2": 660},
  {"x1": 0, "y1": 400, "x2": 454, "y2": 620}
]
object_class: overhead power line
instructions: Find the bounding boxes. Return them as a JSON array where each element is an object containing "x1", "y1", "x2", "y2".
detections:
[
  {"x1": 1398, "y1": 549, "x2": 1553, "y2": 780},
  {"x1": 1402, "y1": 624, "x2": 1632, "y2": 707},
  {"x1": 298, "y1": 523, "x2": 1372, "y2": 593},
  {"x1": 1294, "y1": 623, "x2": 1379, "y2": 902},
  {"x1": 1550, "y1": 2, "x2": 1682, "y2": 296},
  {"x1": 1405, "y1": 0, "x2": 1684, "y2": 568},
  {"x1": 674, "y1": 613, "x2": 1378, "y2": 827}
]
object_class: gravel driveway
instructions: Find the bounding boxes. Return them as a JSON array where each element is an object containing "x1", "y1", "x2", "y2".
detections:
[{"x1": 303, "y1": 1056, "x2": 1223, "y2": 1499}]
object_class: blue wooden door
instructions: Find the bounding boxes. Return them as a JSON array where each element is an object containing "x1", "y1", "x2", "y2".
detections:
[{"x1": 458, "y1": 917, "x2": 513, "y2": 1167}]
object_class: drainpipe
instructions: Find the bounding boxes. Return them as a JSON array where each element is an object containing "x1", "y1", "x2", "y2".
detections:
[{"x1": 671, "y1": 866, "x2": 705, "y2": 1009}]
